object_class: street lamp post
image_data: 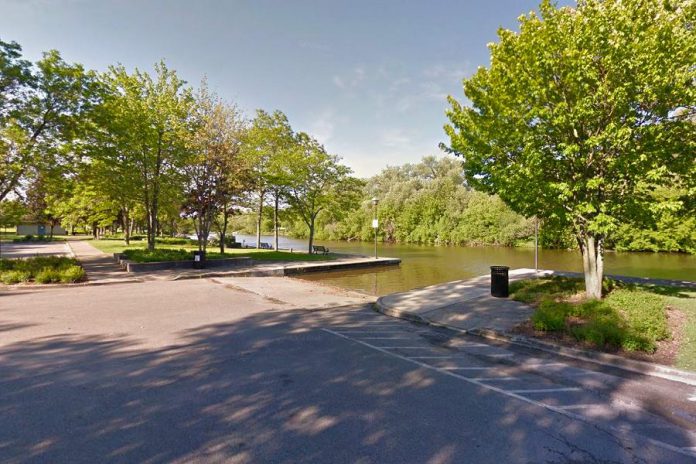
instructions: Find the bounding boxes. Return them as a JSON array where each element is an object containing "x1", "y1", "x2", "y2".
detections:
[
  {"x1": 371, "y1": 197, "x2": 379, "y2": 259},
  {"x1": 534, "y1": 217, "x2": 539, "y2": 272}
]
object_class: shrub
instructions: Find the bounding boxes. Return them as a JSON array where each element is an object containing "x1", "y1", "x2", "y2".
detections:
[
  {"x1": 123, "y1": 248, "x2": 192, "y2": 263},
  {"x1": 59, "y1": 265, "x2": 85, "y2": 283},
  {"x1": 35, "y1": 268, "x2": 61, "y2": 284},
  {"x1": 513, "y1": 277, "x2": 670, "y2": 353},
  {"x1": 531, "y1": 300, "x2": 571, "y2": 331},
  {"x1": 1, "y1": 270, "x2": 31, "y2": 284}
]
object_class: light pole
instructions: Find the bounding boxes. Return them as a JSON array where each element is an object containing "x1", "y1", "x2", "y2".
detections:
[
  {"x1": 534, "y1": 217, "x2": 539, "y2": 272},
  {"x1": 371, "y1": 197, "x2": 379, "y2": 259}
]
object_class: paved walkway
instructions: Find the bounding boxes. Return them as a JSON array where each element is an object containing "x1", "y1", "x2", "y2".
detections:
[
  {"x1": 67, "y1": 241, "x2": 138, "y2": 285},
  {"x1": 0, "y1": 241, "x2": 72, "y2": 259},
  {"x1": 377, "y1": 268, "x2": 696, "y2": 334},
  {"x1": 377, "y1": 268, "x2": 540, "y2": 333}
]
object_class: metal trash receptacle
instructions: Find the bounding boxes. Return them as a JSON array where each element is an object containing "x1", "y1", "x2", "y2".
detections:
[
  {"x1": 193, "y1": 250, "x2": 206, "y2": 269},
  {"x1": 490, "y1": 266, "x2": 510, "y2": 298}
]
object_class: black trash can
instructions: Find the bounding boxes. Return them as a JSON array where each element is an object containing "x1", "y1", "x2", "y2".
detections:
[
  {"x1": 193, "y1": 250, "x2": 206, "y2": 269},
  {"x1": 490, "y1": 266, "x2": 510, "y2": 298}
]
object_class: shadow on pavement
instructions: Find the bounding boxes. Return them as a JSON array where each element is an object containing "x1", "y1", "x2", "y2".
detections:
[{"x1": 0, "y1": 306, "x2": 692, "y2": 463}]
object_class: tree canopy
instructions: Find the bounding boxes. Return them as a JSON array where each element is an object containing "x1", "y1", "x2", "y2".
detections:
[{"x1": 444, "y1": 0, "x2": 696, "y2": 298}]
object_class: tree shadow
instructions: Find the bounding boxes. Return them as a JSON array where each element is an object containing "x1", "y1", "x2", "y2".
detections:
[{"x1": 0, "y1": 306, "x2": 693, "y2": 463}]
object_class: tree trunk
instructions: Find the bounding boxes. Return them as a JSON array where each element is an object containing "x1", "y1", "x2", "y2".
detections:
[
  {"x1": 308, "y1": 220, "x2": 315, "y2": 254},
  {"x1": 273, "y1": 191, "x2": 279, "y2": 251},
  {"x1": 579, "y1": 233, "x2": 604, "y2": 300},
  {"x1": 219, "y1": 209, "x2": 229, "y2": 254},
  {"x1": 256, "y1": 190, "x2": 264, "y2": 249},
  {"x1": 122, "y1": 208, "x2": 130, "y2": 245}
]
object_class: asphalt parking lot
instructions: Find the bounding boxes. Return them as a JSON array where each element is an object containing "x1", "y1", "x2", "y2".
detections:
[{"x1": 1, "y1": 278, "x2": 695, "y2": 463}]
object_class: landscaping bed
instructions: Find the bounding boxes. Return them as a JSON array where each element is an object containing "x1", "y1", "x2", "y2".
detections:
[
  {"x1": 509, "y1": 276, "x2": 696, "y2": 369},
  {"x1": 0, "y1": 256, "x2": 85, "y2": 284}
]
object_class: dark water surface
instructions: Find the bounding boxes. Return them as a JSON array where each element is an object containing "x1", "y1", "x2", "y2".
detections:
[{"x1": 234, "y1": 234, "x2": 696, "y2": 296}]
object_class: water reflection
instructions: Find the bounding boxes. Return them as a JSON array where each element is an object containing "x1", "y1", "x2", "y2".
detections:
[{"x1": 233, "y1": 234, "x2": 696, "y2": 296}]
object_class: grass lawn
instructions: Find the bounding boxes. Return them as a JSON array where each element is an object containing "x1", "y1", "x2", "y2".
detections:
[
  {"x1": 0, "y1": 256, "x2": 85, "y2": 284},
  {"x1": 88, "y1": 239, "x2": 336, "y2": 263},
  {"x1": 509, "y1": 276, "x2": 696, "y2": 368}
]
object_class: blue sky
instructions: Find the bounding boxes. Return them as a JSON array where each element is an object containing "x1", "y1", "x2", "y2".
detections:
[{"x1": 1, "y1": 0, "x2": 548, "y2": 177}]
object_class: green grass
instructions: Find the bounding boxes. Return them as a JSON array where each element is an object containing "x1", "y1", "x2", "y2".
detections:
[
  {"x1": 510, "y1": 276, "x2": 681, "y2": 353},
  {"x1": 0, "y1": 256, "x2": 85, "y2": 284},
  {"x1": 91, "y1": 239, "x2": 336, "y2": 263},
  {"x1": 670, "y1": 292, "x2": 696, "y2": 371}
]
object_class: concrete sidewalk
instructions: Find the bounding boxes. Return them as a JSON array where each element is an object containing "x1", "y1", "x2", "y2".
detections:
[
  {"x1": 376, "y1": 268, "x2": 696, "y2": 387},
  {"x1": 376, "y1": 268, "x2": 540, "y2": 333},
  {"x1": 67, "y1": 241, "x2": 140, "y2": 285}
]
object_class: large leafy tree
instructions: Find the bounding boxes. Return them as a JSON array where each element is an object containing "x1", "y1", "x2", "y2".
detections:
[
  {"x1": 93, "y1": 62, "x2": 193, "y2": 250},
  {"x1": 241, "y1": 109, "x2": 294, "y2": 249},
  {"x1": 444, "y1": 0, "x2": 695, "y2": 299},
  {"x1": 1, "y1": 45, "x2": 95, "y2": 203},
  {"x1": 181, "y1": 83, "x2": 244, "y2": 253},
  {"x1": 285, "y1": 133, "x2": 354, "y2": 253}
]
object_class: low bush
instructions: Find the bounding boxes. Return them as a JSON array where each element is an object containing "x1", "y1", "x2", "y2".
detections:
[
  {"x1": 35, "y1": 268, "x2": 61, "y2": 284},
  {"x1": 156, "y1": 237, "x2": 197, "y2": 245},
  {"x1": 513, "y1": 277, "x2": 670, "y2": 353},
  {"x1": 1, "y1": 270, "x2": 31, "y2": 284},
  {"x1": 60, "y1": 265, "x2": 86, "y2": 283},
  {"x1": 12, "y1": 234, "x2": 57, "y2": 243},
  {"x1": 0, "y1": 257, "x2": 84, "y2": 285},
  {"x1": 123, "y1": 248, "x2": 192, "y2": 263}
]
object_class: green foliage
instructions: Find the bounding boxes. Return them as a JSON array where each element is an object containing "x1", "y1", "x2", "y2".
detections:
[
  {"x1": 35, "y1": 268, "x2": 61, "y2": 284},
  {"x1": 445, "y1": 0, "x2": 696, "y2": 297},
  {"x1": 1, "y1": 270, "x2": 30, "y2": 284},
  {"x1": 59, "y1": 265, "x2": 86, "y2": 283},
  {"x1": 0, "y1": 256, "x2": 83, "y2": 284},
  {"x1": 122, "y1": 248, "x2": 193, "y2": 263},
  {"x1": 513, "y1": 277, "x2": 671, "y2": 352},
  {"x1": 309, "y1": 156, "x2": 534, "y2": 247}
]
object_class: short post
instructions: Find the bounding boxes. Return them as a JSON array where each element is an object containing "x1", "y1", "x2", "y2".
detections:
[{"x1": 371, "y1": 197, "x2": 379, "y2": 259}]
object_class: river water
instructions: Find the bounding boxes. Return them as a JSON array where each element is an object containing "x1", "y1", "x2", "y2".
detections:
[{"x1": 234, "y1": 234, "x2": 696, "y2": 296}]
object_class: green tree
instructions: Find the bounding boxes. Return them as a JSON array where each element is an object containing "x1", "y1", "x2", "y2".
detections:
[
  {"x1": 93, "y1": 62, "x2": 193, "y2": 250},
  {"x1": 285, "y1": 133, "x2": 354, "y2": 253},
  {"x1": 444, "y1": 0, "x2": 695, "y2": 299},
  {"x1": 241, "y1": 109, "x2": 294, "y2": 249},
  {"x1": 1, "y1": 47, "x2": 95, "y2": 203},
  {"x1": 181, "y1": 83, "x2": 244, "y2": 253}
]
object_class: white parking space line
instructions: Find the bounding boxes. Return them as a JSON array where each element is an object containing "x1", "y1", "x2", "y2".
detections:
[
  {"x1": 321, "y1": 327, "x2": 696, "y2": 460},
  {"x1": 557, "y1": 404, "x2": 604, "y2": 410},
  {"x1": 442, "y1": 367, "x2": 490, "y2": 370},
  {"x1": 519, "y1": 363, "x2": 568, "y2": 369},
  {"x1": 336, "y1": 330, "x2": 412, "y2": 334},
  {"x1": 471, "y1": 377, "x2": 518, "y2": 381},
  {"x1": 509, "y1": 388, "x2": 582, "y2": 394},
  {"x1": 377, "y1": 346, "x2": 441, "y2": 350},
  {"x1": 409, "y1": 356, "x2": 457, "y2": 359}
]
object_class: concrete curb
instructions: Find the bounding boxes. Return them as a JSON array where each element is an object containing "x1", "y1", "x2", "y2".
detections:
[{"x1": 374, "y1": 297, "x2": 696, "y2": 388}]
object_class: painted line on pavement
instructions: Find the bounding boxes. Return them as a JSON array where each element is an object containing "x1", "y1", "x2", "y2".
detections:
[
  {"x1": 557, "y1": 404, "x2": 604, "y2": 410},
  {"x1": 377, "y1": 346, "x2": 441, "y2": 350},
  {"x1": 409, "y1": 356, "x2": 457, "y2": 359},
  {"x1": 442, "y1": 367, "x2": 490, "y2": 370},
  {"x1": 320, "y1": 327, "x2": 696, "y2": 460},
  {"x1": 471, "y1": 377, "x2": 518, "y2": 381},
  {"x1": 508, "y1": 388, "x2": 582, "y2": 394}
]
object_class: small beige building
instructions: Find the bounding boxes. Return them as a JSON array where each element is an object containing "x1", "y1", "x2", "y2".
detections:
[{"x1": 16, "y1": 223, "x2": 67, "y2": 236}]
